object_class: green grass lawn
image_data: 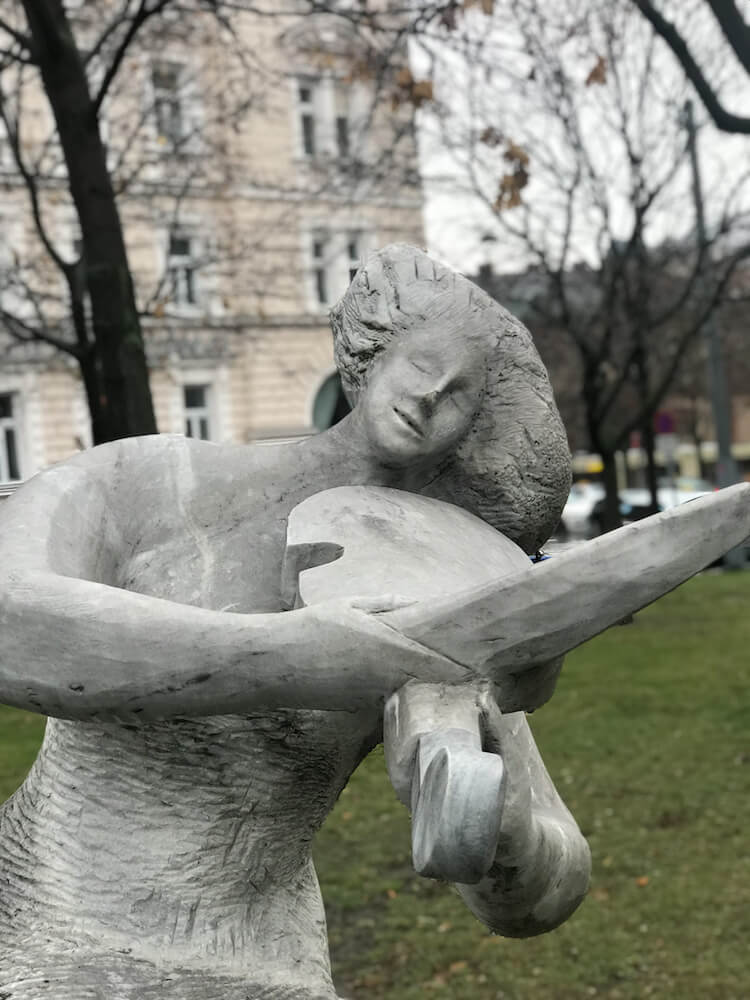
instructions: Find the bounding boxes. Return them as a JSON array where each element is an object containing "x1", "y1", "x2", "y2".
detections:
[{"x1": 2, "y1": 573, "x2": 749, "y2": 998}]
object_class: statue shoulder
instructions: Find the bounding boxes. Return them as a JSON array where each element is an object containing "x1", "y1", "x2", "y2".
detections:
[{"x1": 0, "y1": 436, "x2": 182, "y2": 558}]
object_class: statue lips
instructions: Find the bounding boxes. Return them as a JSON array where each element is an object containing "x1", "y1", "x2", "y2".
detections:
[{"x1": 392, "y1": 404, "x2": 424, "y2": 437}]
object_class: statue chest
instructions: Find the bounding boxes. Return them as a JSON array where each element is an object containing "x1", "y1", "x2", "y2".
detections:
[{"x1": 115, "y1": 509, "x2": 290, "y2": 613}]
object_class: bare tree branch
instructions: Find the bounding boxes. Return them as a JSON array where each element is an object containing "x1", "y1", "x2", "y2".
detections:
[
  {"x1": 92, "y1": 0, "x2": 175, "y2": 117},
  {"x1": 0, "y1": 14, "x2": 34, "y2": 53},
  {"x1": 706, "y1": 0, "x2": 750, "y2": 75},
  {"x1": 0, "y1": 83, "x2": 70, "y2": 276},
  {"x1": 0, "y1": 307, "x2": 79, "y2": 356},
  {"x1": 631, "y1": 0, "x2": 750, "y2": 134}
]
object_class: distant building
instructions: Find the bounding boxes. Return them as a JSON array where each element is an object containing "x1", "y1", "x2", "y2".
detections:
[{"x1": 0, "y1": 5, "x2": 424, "y2": 482}]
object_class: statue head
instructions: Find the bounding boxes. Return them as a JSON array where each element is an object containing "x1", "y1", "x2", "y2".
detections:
[{"x1": 330, "y1": 244, "x2": 571, "y2": 554}]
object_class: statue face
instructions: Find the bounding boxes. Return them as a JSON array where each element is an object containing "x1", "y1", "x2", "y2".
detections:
[{"x1": 358, "y1": 324, "x2": 488, "y2": 467}]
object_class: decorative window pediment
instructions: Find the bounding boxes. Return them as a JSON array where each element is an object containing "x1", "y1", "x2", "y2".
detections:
[{"x1": 278, "y1": 15, "x2": 368, "y2": 61}]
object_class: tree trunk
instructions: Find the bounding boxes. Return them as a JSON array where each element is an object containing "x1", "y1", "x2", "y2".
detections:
[
  {"x1": 586, "y1": 386, "x2": 622, "y2": 533},
  {"x1": 78, "y1": 350, "x2": 108, "y2": 446},
  {"x1": 641, "y1": 417, "x2": 660, "y2": 514},
  {"x1": 21, "y1": 0, "x2": 157, "y2": 443},
  {"x1": 692, "y1": 430, "x2": 708, "y2": 481},
  {"x1": 598, "y1": 448, "x2": 623, "y2": 533}
]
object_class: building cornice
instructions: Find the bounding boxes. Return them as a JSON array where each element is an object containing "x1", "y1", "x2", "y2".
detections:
[{"x1": 0, "y1": 168, "x2": 421, "y2": 210}]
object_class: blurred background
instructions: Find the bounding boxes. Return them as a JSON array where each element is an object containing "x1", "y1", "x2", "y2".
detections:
[{"x1": 1, "y1": 2, "x2": 749, "y2": 997}]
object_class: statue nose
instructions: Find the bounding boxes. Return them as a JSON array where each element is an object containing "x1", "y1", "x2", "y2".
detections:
[{"x1": 418, "y1": 389, "x2": 440, "y2": 416}]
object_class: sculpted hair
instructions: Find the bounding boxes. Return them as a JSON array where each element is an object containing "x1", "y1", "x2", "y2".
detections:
[{"x1": 330, "y1": 244, "x2": 571, "y2": 554}]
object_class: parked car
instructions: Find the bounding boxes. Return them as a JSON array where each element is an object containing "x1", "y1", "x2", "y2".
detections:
[
  {"x1": 590, "y1": 478, "x2": 715, "y2": 532},
  {"x1": 558, "y1": 481, "x2": 605, "y2": 536}
]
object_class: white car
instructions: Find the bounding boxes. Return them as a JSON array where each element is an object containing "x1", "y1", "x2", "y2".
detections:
[
  {"x1": 560, "y1": 477, "x2": 715, "y2": 536},
  {"x1": 589, "y1": 478, "x2": 716, "y2": 531},
  {"x1": 559, "y1": 481, "x2": 605, "y2": 535}
]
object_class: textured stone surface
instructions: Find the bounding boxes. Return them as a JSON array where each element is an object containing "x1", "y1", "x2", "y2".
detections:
[
  {"x1": 287, "y1": 485, "x2": 527, "y2": 885},
  {"x1": 0, "y1": 246, "x2": 574, "y2": 994},
  {"x1": 285, "y1": 480, "x2": 750, "y2": 911},
  {"x1": 1, "y1": 245, "x2": 747, "y2": 995}
]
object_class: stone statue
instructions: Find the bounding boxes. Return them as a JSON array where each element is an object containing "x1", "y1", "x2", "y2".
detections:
[{"x1": 1, "y1": 245, "x2": 748, "y2": 999}]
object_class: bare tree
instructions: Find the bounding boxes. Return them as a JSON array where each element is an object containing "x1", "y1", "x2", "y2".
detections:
[
  {"x1": 0, "y1": 0, "x2": 434, "y2": 444},
  {"x1": 630, "y1": 0, "x2": 750, "y2": 134},
  {"x1": 421, "y1": 0, "x2": 750, "y2": 528},
  {"x1": 0, "y1": 0, "x2": 163, "y2": 442}
]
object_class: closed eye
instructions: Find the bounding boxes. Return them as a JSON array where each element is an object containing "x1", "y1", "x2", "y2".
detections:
[{"x1": 410, "y1": 359, "x2": 434, "y2": 376}]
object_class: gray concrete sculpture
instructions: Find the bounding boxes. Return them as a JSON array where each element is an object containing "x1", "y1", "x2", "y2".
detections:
[{"x1": 1, "y1": 245, "x2": 749, "y2": 999}]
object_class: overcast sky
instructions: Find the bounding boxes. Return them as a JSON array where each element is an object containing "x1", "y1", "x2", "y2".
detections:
[{"x1": 412, "y1": 2, "x2": 750, "y2": 276}]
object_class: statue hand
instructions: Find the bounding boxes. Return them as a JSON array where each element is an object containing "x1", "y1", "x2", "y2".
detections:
[
  {"x1": 475, "y1": 691, "x2": 535, "y2": 855},
  {"x1": 289, "y1": 597, "x2": 475, "y2": 710}
]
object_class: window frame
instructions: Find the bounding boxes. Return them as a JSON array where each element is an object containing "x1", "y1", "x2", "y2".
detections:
[
  {"x1": 182, "y1": 383, "x2": 212, "y2": 440},
  {"x1": 152, "y1": 61, "x2": 185, "y2": 147},
  {"x1": 304, "y1": 227, "x2": 370, "y2": 311},
  {"x1": 346, "y1": 231, "x2": 362, "y2": 283},
  {"x1": 167, "y1": 229, "x2": 200, "y2": 309},
  {"x1": 297, "y1": 79, "x2": 317, "y2": 157},
  {"x1": 292, "y1": 73, "x2": 351, "y2": 161},
  {"x1": 0, "y1": 392, "x2": 22, "y2": 482}
]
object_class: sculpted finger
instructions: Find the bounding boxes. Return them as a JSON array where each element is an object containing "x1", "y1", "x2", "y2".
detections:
[{"x1": 350, "y1": 593, "x2": 418, "y2": 614}]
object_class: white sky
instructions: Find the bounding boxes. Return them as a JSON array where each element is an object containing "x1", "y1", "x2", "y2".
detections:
[{"x1": 411, "y1": 1, "x2": 750, "y2": 275}]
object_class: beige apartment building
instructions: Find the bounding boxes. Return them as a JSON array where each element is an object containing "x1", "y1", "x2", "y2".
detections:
[{"x1": 0, "y1": 4, "x2": 424, "y2": 484}]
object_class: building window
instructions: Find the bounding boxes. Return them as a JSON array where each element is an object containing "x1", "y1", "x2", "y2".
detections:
[
  {"x1": 152, "y1": 63, "x2": 183, "y2": 145},
  {"x1": 183, "y1": 384, "x2": 211, "y2": 440},
  {"x1": 346, "y1": 233, "x2": 362, "y2": 282},
  {"x1": 298, "y1": 80, "x2": 316, "y2": 156},
  {"x1": 0, "y1": 393, "x2": 21, "y2": 481},
  {"x1": 168, "y1": 232, "x2": 198, "y2": 306},
  {"x1": 0, "y1": 118, "x2": 11, "y2": 169},
  {"x1": 295, "y1": 76, "x2": 350, "y2": 159},
  {"x1": 308, "y1": 230, "x2": 368, "y2": 309},
  {"x1": 335, "y1": 87, "x2": 349, "y2": 159},
  {"x1": 311, "y1": 232, "x2": 330, "y2": 305}
]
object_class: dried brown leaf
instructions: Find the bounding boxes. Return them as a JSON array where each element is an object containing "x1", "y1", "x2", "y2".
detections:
[
  {"x1": 395, "y1": 66, "x2": 414, "y2": 89},
  {"x1": 410, "y1": 79, "x2": 434, "y2": 106},
  {"x1": 464, "y1": 0, "x2": 494, "y2": 13},
  {"x1": 480, "y1": 126, "x2": 504, "y2": 147},
  {"x1": 504, "y1": 140, "x2": 529, "y2": 166},
  {"x1": 586, "y1": 55, "x2": 607, "y2": 86}
]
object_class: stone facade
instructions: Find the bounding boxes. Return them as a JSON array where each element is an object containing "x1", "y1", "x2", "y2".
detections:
[{"x1": 0, "y1": 3, "x2": 424, "y2": 481}]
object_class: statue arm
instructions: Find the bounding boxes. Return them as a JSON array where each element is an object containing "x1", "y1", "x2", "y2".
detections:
[
  {"x1": 455, "y1": 701, "x2": 591, "y2": 937},
  {"x1": 0, "y1": 461, "x2": 463, "y2": 721},
  {"x1": 384, "y1": 683, "x2": 590, "y2": 938}
]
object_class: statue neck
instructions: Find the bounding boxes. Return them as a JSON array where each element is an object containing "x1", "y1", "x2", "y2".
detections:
[{"x1": 298, "y1": 411, "x2": 438, "y2": 495}]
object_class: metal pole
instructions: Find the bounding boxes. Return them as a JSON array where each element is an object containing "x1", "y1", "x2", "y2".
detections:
[{"x1": 683, "y1": 99, "x2": 744, "y2": 567}]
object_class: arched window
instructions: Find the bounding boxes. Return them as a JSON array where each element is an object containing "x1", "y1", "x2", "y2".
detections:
[{"x1": 312, "y1": 372, "x2": 350, "y2": 431}]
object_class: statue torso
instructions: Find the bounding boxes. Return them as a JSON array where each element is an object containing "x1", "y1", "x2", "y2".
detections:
[{"x1": 0, "y1": 435, "x2": 380, "y2": 997}]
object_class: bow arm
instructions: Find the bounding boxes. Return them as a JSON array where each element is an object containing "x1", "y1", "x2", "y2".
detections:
[{"x1": 0, "y1": 462, "x2": 462, "y2": 721}]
